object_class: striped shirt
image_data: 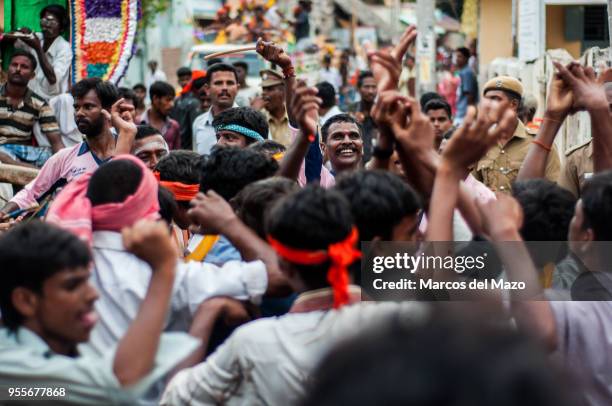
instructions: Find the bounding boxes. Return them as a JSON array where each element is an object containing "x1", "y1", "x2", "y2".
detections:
[{"x1": 0, "y1": 84, "x2": 59, "y2": 145}]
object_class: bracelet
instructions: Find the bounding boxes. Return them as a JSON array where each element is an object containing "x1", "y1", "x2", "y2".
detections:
[
  {"x1": 543, "y1": 116, "x2": 562, "y2": 124},
  {"x1": 282, "y1": 65, "x2": 295, "y2": 79},
  {"x1": 531, "y1": 139, "x2": 552, "y2": 152},
  {"x1": 307, "y1": 133, "x2": 316, "y2": 143}
]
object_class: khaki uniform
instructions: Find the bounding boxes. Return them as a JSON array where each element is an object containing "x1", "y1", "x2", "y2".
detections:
[
  {"x1": 472, "y1": 120, "x2": 560, "y2": 193},
  {"x1": 262, "y1": 109, "x2": 291, "y2": 147},
  {"x1": 558, "y1": 139, "x2": 593, "y2": 198}
]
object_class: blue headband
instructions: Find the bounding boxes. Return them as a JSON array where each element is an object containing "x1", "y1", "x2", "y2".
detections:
[{"x1": 215, "y1": 124, "x2": 265, "y2": 142}]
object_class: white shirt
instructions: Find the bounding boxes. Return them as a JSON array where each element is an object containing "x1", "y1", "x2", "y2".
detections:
[
  {"x1": 235, "y1": 86, "x2": 259, "y2": 108},
  {"x1": 320, "y1": 105, "x2": 343, "y2": 126},
  {"x1": 83, "y1": 231, "x2": 268, "y2": 356},
  {"x1": 146, "y1": 69, "x2": 168, "y2": 90},
  {"x1": 192, "y1": 104, "x2": 239, "y2": 155},
  {"x1": 17, "y1": 33, "x2": 72, "y2": 100},
  {"x1": 318, "y1": 67, "x2": 342, "y2": 92},
  {"x1": 161, "y1": 296, "x2": 428, "y2": 406}
]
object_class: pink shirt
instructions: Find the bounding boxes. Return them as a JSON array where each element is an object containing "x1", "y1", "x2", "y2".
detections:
[{"x1": 11, "y1": 142, "x2": 107, "y2": 209}]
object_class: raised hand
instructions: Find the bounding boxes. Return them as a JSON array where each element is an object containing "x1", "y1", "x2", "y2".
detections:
[
  {"x1": 289, "y1": 80, "x2": 321, "y2": 139},
  {"x1": 104, "y1": 98, "x2": 137, "y2": 135},
  {"x1": 188, "y1": 190, "x2": 238, "y2": 235},
  {"x1": 554, "y1": 61, "x2": 608, "y2": 112},
  {"x1": 122, "y1": 220, "x2": 177, "y2": 272},
  {"x1": 389, "y1": 96, "x2": 436, "y2": 153},
  {"x1": 546, "y1": 62, "x2": 574, "y2": 120},
  {"x1": 441, "y1": 100, "x2": 516, "y2": 172},
  {"x1": 256, "y1": 38, "x2": 292, "y2": 69},
  {"x1": 475, "y1": 193, "x2": 524, "y2": 239},
  {"x1": 369, "y1": 25, "x2": 417, "y2": 93}
]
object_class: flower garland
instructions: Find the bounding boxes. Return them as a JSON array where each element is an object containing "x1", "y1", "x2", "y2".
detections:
[{"x1": 70, "y1": 0, "x2": 140, "y2": 84}]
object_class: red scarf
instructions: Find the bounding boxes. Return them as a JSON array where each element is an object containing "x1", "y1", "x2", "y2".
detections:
[
  {"x1": 154, "y1": 172, "x2": 199, "y2": 202},
  {"x1": 47, "y1": 155, "x2": 160, "y2": 243},
  {"x1": 268, "y1": 227, "x2": 361, "y2": 308}
]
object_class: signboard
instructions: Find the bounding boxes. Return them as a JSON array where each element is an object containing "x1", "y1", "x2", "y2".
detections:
[{"x1": 518, "y1": 0, "x2": 543, "y2": 61}]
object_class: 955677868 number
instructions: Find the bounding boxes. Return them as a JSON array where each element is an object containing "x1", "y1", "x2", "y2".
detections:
[{"x1": 2, "y1": 386, "x2": 67, "y2": 400}]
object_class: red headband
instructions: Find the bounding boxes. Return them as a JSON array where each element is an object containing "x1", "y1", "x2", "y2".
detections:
[
  {"x1": 268, "y1": 227, "x2": 361, "y2": 308},
  {"x1": 154, "y1": 172, "x2": 200, "y2": 201}
]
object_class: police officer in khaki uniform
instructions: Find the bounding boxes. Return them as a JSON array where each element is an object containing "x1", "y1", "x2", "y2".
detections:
[
  {"x1": 472, "y1": 76, "x2": 560, "y2": 193},
  {"x1": 558, "y1": 139, "x2": 593, "y2": 198},
  {"x1": 259, "y1": 69, "x2": 291, "y2": 146}
]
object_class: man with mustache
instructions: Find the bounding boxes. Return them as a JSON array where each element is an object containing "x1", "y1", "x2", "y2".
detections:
[
  {"x1": 321, "y1": 114, "x2": 364, "y2": 176},
  {"x1": 0, "y1": 50, "x2": 63, "y2": 167},
  {"x1": 192, "y1": 63, "x2": 239, "y2": 155},
  {"x1": 0, "y1": 78, "x2": 135, "y2": 219}
]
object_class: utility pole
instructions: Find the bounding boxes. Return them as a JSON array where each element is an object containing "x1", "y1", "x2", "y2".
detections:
[
  {"x1": 415, "y1": 0, "x2": 437, "y2": 96},
  {"x1": 608, "y1": 0, "x2": 612, "y2": 61}
]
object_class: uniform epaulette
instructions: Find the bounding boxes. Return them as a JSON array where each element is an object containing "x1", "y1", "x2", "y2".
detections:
[{"x1": 564, "y1": 138, "x2": 592, "y2": 157}]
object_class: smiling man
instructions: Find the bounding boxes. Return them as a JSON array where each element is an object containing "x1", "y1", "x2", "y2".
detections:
[
  {"x1": 320, "y1": 114, "x2": 364, "y2": 175},
  {"x1": 192, "y1": 63, "x2": 240, "y2": 155}
]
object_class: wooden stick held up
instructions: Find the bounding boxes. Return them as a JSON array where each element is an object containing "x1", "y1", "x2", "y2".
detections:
[{"x1": 204, "y1": 46, "x2": 257, "y2": 60}]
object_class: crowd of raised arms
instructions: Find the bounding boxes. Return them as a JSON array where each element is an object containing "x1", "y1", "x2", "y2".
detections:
[{"x1": 1, "y1": 6, "x2": 612, "y2": 405}]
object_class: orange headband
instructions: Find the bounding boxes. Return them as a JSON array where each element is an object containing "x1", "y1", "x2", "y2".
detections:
[
  {"x1": 154, "y1": 172, "x2": 200, "y2": 201},
  {"x1": 268, "y1": 227, "x2": 361, "y2": 308}
]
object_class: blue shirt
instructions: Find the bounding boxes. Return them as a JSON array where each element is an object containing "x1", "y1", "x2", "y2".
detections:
[{"x1": 455, "y1": 66, "x2": 478, "y2": 122}]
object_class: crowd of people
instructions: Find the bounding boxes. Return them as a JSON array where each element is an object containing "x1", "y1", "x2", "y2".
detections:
[{"x1": 0, "y1": 7, "x2": 611, "y2": 406}]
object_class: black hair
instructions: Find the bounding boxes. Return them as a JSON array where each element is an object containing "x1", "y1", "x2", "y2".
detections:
[
  {"x1": 456, "y1": 46, "x2": 471, "y2": 59},
  {"x1": 0, "y1": 222, "x2": 91, "y2": 330},
  {"x1": 117, "y1": 87, "x2": 137, "y2": 106},
  {"x1": 86, "y1": 159, "x2": 142, "y2": 206},
  {"x1": 512, "y1": 180, "x2": 576, "y2": 265},
  {"x1": 193, "y1": 76, "x2": 208, "y2": 91},
  {"x1": 212, "y1": 107, "x2": 269, "y2": 142},
  {"x1": 302, "y1": 313, "x2": 578, "y2": 406},
  {"x1": 513, "y1": 180, "x2": 575, "y2": 242},
  {"x1": 158, "y1": 186, "x2": 178, "y2": 225},
  {"x1": 266, "y1": 185, "x2": 355, "y2": 289},
  {"x1": 335, "y1": 170, "x2": 421, "y2": 241},
  {"x1": 232, "y1": 61, "x2": 248, "y2": 72},
  {"x1": 419, "y1": 92, "x2": 443, "y2": 110},
  {"x1": 149, "y1": 81, "x2": 176, "y2": 99},
  {"x1": 40, "y1": 4, "x2": 69, "y2": 32},
  {"x1": 176, "y1": 66, "x2": 192, "y2": 77},
  {"x1": 357, "y1": 71, "x2": 374, "y2": 88},
  {"x1": 132, "y1": 83, "x2": 146, "y2": 92},
  {"x1": 315, "y1": 82, "x2": 336, "y2": 109},
  {"x1": 233, "y1": 177, "x2": 299, "y2": 238},
  {"x1": 135, "y1": 125, "x2": 162, "y2": 140},
  {"x1": 581, "y1": 170, "x2": 612, "y2": 241},
  {"x1": 10, "y1": 49, "x2": 37, "y2": 71},
  {"x1": 424, "y1": 98, "x2": 452, "y2": 120},
  {"x1": 71, "y1": 78, "x2": 119, "y2": 110},
  {"x1": 205, "y1": 63, "x2": 238, "y2": 84},
  {"x1": 200, "y1": 146, "x2": 279, "y2": 201},
  {"x1": 155, "y1": 150, "x2": 202, "y2": 185},
  {"x1": 249, "y1": 140, "x2": 287, "y2": 156},
  {"x1": 321, "y1": 113, "x2": 361, "y2": 143},
  {"x1": 207, "y1": 58, "x2": 223, "y2": 67}
]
